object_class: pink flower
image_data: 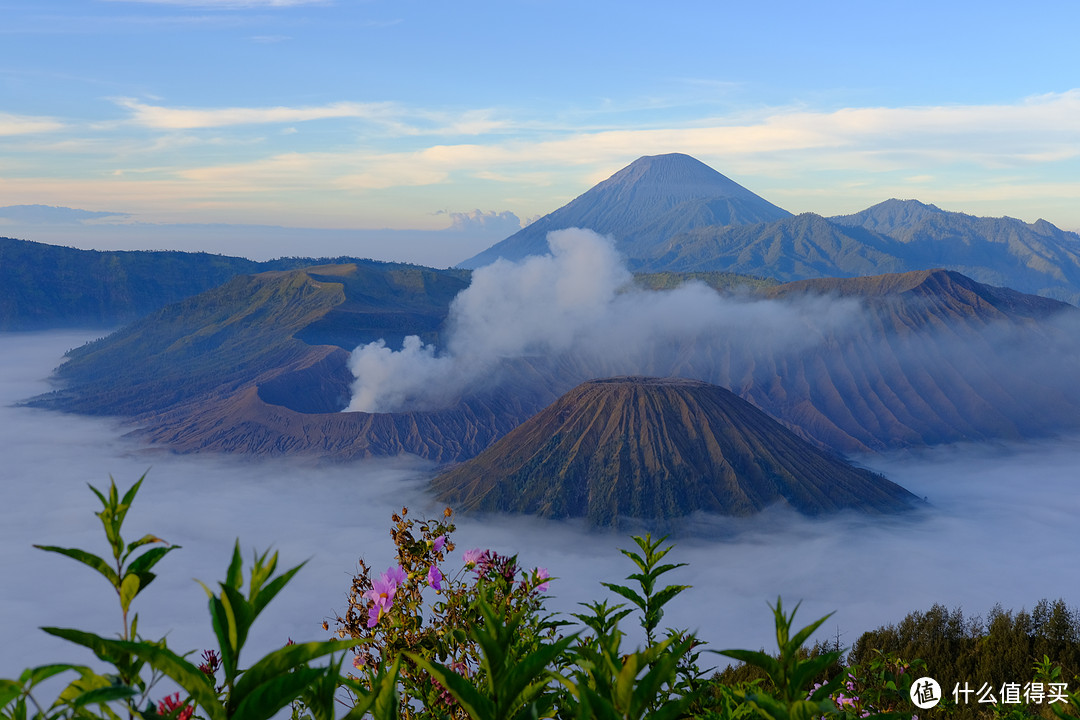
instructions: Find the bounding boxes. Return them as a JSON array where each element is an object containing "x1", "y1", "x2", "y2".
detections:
[
  {"x1": 157, "y1": 693, "x2": 193, "y2": 720},
  {"x1": 365, "y1": 571, "x2": 400, "y2": 627},
  {"x1": 384, "y1": 565, "x2": 407, "y2": 587},
  {"x1": 427, "y1": 564, "x2": 443, "y2": 591},
  {"x1": 533, "y1": 567, "x2": 550, "y2": 592},
  {"x1": 367, "y1": 575, "x2": 398, "y2": 608},
  {"x1": 462, "y1": 548, "x2": 485, "y2": 568},
  {"x1": 433, "y1": 535, "x2": 446, "y2": 553}
]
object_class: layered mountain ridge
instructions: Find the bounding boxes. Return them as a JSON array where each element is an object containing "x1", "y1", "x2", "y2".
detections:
[
  {"x1": 27, "y1": 264, "x2": 1080, "y2": 462},
  {"x1": 460, "y1": 154, "x2": 1080, "y2": 303},
  {"x1": 0, "y1": 236, "x2": 434, "y2": 330}
]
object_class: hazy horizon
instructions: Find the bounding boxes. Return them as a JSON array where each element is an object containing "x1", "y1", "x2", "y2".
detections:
[{"x1": 3, "y1": 330, "x2": 1079, "y2": 680}]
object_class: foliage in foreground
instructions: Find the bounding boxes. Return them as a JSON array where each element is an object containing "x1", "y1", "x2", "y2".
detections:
[{"x1": 3, "y1": 474, "x2": 1080, "y2": 720}]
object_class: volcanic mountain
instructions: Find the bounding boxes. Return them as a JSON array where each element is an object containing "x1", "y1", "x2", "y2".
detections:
[
  {"x1": 431, "y1": 377, "x2": 920, "y2": 526},
  {"x1": 632, "y1": 199, "x2": 1080, "y2": 304},
  {"x1": 28, "y1": 264, "x2": 1080, "y2": 461},
  {"x1": 458, "y1": 153, "x2": 792, "y2": 268}
]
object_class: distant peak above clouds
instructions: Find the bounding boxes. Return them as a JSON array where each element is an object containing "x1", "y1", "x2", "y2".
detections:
[{"x1": 458, "y1": 153, "x2": 792, "y2": 269}]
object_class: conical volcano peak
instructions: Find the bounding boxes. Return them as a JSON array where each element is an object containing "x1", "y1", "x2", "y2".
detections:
[
  {"x1": 459, "y1": 153, "x2": 791, "y2": 268},
  {"x1": 599, "y1": 153, "x2": 756, "y2": 199}
]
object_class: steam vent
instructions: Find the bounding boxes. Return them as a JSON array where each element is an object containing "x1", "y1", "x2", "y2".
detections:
[{"x1": 431, "y1": 376, "x2": 919, "y2": 527}]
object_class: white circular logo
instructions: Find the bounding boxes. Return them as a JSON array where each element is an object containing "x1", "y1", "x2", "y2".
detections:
[{"x1": 910, "y1": 677, "x2": 942, "y2": 709}]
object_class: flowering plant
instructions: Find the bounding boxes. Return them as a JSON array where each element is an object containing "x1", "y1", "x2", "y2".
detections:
[{"x1": 333, "y1": 507, "x2": 559, "y2": 719}]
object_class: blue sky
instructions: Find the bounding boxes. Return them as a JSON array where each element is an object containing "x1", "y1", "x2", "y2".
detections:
[{"x1": 2, "y1": 0, "x2": 1079, "y2": 262}]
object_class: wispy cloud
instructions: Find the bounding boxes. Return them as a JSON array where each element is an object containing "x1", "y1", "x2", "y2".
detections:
[
  {"x1": 9, "y1": 91, "x2": 1080, "y2": 230},
  {"x1": 0, "y1": 112, "x2": 64, "y2": 136},
  {"x1": 113, "y1": 98, "x2": 507, "y2": 136},
  {"x1": 115, "y1": 98, "x2": 400, "y2": 130}
]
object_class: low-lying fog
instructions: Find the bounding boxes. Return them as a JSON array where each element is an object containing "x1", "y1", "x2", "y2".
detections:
[{"x1": 3, "y1": 330, "x2": 1078, "y2": 679}]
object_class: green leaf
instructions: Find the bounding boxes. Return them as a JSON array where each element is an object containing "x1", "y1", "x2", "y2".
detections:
[
  {"x1": 499, "y1": 635, "x2": 576, "y2": 710},
  {"x1": 32, "y1": 546, "x2": 120, "y2": 588},
  {"x1": 231, "y1": 640, "x2": 361, "y2": 704},
  {"x1": 42, "y1": 628, "x2": 222, "y2": 720},
  {"x1": 225, "y1": 542, "x2": 243, "y2": 590},
  {"x1": 70, "y1": 685, "x2": 140, "y2": 707},
  {"x1": 368, "y1": 661, "x2": 402, "y2": 720},
  {"x1": 249, "y1": 562, "x2": 304, "y2": 619},
  {"x1": 408, "y1": 655, "x2": 493, "y2": 720},
  {"x1": 220, "y1": 583, "x2": 253, "y2": 657},
  {"x1": 118, "y1": 475, "x2": 145, "y2": 514},
  {"x1": 601, "y1": 582, "x2": 645, "y2": 610},
  {"x1": 119, "y1": 574, "x2": 140, "y2": 614},
  {"x1": 87, "y1": 483, "x2": 108, "y2": 510},
  {"x1": 614, "y1": 652, "x2": 639, "y2": 708},
  {"x1": 201, "y1": 590, "x2": 237, "y2": 682},
  {"x1": 113, "y1": 474, "x2": 145, "y2": 531},
  {"x1": 17, "y1": 664, "x2": 82, "y2": 689},
  {"x1": 716, "y1": 648, "x2": 782, "y2": 679},
  {"x1": 127, "y1": 546, "x2": 179, "y2": 576},
  {"x1": 650, "y1": 584, "x2": 690, "y2": 609},
  {"x1": 231, "y1": 667, "x2": 327, "y2": 720},
  {"x1": 339, "y1": 661, "x2": 400, "y2": 720},
  {"x1": 247, "y1": 549, "x2": 278, "y2": 599},
  {"x1": 788, "y1": 611, "x2": 833, "y2": 652},
  {"x1": 41, "y1": 627, "x2": 126, "y2": 666},
  {"x1": 0, "y1": 679, "x2": 23, "y2": 707}
]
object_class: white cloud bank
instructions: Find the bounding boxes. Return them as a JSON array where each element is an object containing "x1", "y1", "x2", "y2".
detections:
[{"x1": 3, "y1": 331, "x2": 1080, "y2": 679}]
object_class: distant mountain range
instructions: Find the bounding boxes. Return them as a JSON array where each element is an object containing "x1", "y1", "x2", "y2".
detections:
[
  {"x1": 432, "y1": 376, "x2": 919, "y2": 526},
  {"x1": 0, "y1": 236, "x2": 418, "y2": 330},
  {"x1": 7, "y1": 153, "x2": 1080, "y2": 331},
  {"x1": 462, "y1": 154, "x2": 1080, "y2": 304}
]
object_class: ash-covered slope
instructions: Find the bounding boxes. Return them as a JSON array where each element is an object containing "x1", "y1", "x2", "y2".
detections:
[
  {"x1": 432, "y1": 377, "x2": 919, "y2": 525},
  {"x1": 737, "y1": 269, "x2": 1080, "y2": 452},
  {"x1": 459, "y1": 153, "x2": 791, "y2": 268}
]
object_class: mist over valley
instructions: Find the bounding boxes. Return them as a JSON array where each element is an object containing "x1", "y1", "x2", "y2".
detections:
[{"x1": 3, "y1": 331, "x2": 1079, "y2": 681}]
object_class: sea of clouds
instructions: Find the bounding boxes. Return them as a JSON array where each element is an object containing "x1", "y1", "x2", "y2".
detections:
[{"x1": 4, "y1": 330, "x2": 1080, "y2": 681}]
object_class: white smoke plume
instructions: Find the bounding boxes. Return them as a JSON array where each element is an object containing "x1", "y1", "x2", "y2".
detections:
[{"x1": 345, "y1": 228, "x2": 863, "y2": 413}]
